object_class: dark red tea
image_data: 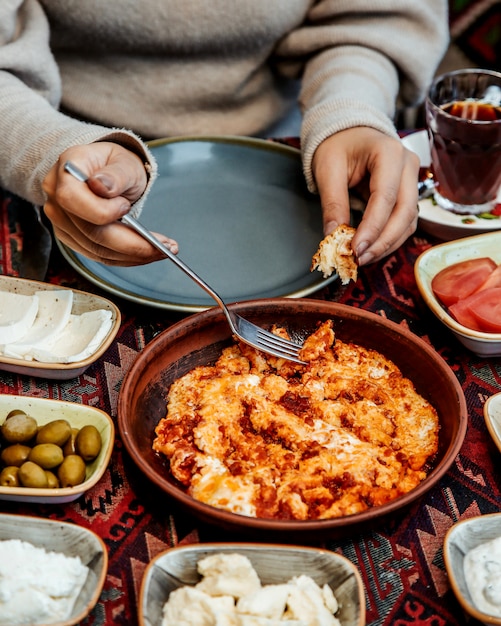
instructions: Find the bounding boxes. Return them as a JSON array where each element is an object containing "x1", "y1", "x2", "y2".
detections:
[
  {"x1": 443, "y1": 100, "x2": 501, "y2": 122},
  {"x1": 426, "y1": 97, "x2": 501, "y2": 209}
]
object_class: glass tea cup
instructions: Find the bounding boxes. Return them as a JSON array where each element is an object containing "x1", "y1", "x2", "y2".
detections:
[{"x1": 425, "y1": 68, "x2": 501, "y2": 214}]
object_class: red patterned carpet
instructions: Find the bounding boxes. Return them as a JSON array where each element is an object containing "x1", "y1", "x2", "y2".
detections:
[{"x1": 448, "y1": 0, "x2": 500, "y2": 70}]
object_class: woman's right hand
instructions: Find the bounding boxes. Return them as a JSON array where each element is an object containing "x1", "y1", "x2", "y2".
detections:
[{"x1": 42, "y1": 142, "x2": 178, "y2": 266}]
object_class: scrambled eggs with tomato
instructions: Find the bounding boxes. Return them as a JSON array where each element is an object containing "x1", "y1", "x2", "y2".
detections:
[{"x1": 152, "y1": 320, "x2": 439, "y2": 520}]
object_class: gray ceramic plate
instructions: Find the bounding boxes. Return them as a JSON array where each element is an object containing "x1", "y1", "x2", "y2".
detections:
[{"x1": 57, "y1": 136, "x2": 335, "y2": 312}]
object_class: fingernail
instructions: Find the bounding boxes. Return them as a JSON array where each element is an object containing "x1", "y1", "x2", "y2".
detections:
[
  {"x1": 324, "y1": 220, "x2": 339, "y2": 236},
  {"x1": 357, "y1": 250, "x2": 374, "y2": 266},
  {"x1": 355, "y1": 241, "x2": 369, "y2": 258},
  {"x1": 119, "y1": 203, "x2": 130, "y2": 216},
  {"x1": 163, "y1": 239, "x2": 178, "y2": 254}
]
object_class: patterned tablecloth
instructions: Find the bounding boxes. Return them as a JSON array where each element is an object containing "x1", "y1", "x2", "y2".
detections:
[{"x1": 1, "y1": 180, "x2": 501, "y2": 626}]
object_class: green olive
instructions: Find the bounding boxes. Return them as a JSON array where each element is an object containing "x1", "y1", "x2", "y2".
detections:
[
  {"x1": 28, "y1": 443, "x2": 64, "y2": 470},
  {"x1": 18, "y1": 461, "x2": 49, "y2": 488},
  {"x1": 0, "y1": 444, "x2": 32, "y2": 467},
  {"x1": 44, "y1": 470, "x2": 60, "y2": 489},
  {"x1": 75, "y1": 425, "x2": 102, "y2": 462},
  {"x1": 1, "y1": 413, "x2": 38, "y2": 444},
  {"x1": 62, "y1": 428, "x2": 80, "y2": 456},
  {"x1": 57, "y1": 455, "x2": 86, "y2": 487},
  {"x1": 35, "y1": 419, "x2": 72, "y2": 447},
  {"x1": 5, "y1": 409, "x2": 27, "y2": 420},
  {"x1": 0, "y1": 466, "x2": 20, "y2": 487}
]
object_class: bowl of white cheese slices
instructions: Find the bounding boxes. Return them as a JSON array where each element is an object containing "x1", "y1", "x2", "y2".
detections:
[{"x1": 0, "y1": 275, "x2": 121, "y2": 379}]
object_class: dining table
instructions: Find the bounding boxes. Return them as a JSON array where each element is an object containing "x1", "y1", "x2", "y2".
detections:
[{"x1": 1, "y1": 139, "x2": 500, "y2": 626}]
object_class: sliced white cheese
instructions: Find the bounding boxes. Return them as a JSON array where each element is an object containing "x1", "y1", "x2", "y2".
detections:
[
  {"x1": 3, "y1": 290, "x2": 73, "y2": 358},
  {"x1": 0, "y1": 292, "x2": 39, "y2": 344},
  {"x1": 28, "y1": 309, "x2": 113, "y2": 363}
]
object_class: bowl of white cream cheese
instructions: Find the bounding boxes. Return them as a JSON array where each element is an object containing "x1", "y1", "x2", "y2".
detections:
[
  {"x1": 444, "y1": 513, "x2": 501, "y2": 624},
  {"x1": 0, "y1": 513, "x2": 107, "y2": 626}
]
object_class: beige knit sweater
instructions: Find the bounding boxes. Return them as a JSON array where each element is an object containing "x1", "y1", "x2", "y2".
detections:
[{"x1": 0, "y1": 0, "x2": 448, "y2": 209}]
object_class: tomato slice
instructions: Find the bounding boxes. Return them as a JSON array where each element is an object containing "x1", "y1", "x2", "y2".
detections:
[
  {"x1": 462, "y1": 287, "x2": 501, "y2": 333},
  {"x1": 448, "y1": 300, "x2": 485, "y2": 332},
  {"x1": 431, "y1": 257, "x2": 497, "y2": 307},
  {"x1": 475, "y1": 264, "x2": 501, "y2": 292}
]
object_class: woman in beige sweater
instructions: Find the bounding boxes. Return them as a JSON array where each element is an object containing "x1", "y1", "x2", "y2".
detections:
[{"x1": 0, "y1": 1, "x2": 448, "y2": 267}]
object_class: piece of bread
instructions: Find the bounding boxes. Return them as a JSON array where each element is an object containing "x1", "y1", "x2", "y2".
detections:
[{"x1": 311, "y1": 224, "x2": 357, "y2": 284}]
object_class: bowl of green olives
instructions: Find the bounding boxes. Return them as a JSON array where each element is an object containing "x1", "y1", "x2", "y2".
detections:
[{"x1": 0, "y1": 395, "x2": 114, "y2": 503}]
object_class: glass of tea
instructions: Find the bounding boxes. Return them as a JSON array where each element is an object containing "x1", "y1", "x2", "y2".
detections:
[{"x1": 425, "y1": 68, "x2": 501, "y2": 214}]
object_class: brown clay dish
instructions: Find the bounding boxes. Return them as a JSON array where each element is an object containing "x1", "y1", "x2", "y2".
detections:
[{"x1": 118, "y1": 298, "x2": 467, "y2": 539}]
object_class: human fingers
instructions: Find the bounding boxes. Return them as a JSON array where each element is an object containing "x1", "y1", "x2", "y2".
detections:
[
  {"x1": 312, "y1": 138, "x2": 352, "y2": 236},
  {"x1": 46, "y1": 200, "x2": 178, "y2": 266},
  {"x1": 83, "y1": 147, "x2": 148, "y2": 203},
  {"x1": 44, "y1": 143, "x2": 179, "y2": 265},
  {"x1": 47, "y1": 142, "x2": 148, "y2": 221},
  {"x1": 352, "y1": 145, "x2": 420, "y2": 265}
]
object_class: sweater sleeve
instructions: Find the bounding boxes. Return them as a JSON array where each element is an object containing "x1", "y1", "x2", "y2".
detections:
[
  {"x1": 274, "y1": 0, "x2": 449, "y2": 192},
  {"x1": 0, "y1": 0, "x2": 156, "y2": 212}
]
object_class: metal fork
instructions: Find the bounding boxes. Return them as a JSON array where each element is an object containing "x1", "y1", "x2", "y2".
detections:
[{"x1": 63, "y1": 161, "x2": 305, "y2": 364}]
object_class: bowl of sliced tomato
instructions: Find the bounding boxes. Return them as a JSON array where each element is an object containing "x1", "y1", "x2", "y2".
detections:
[{"x1": 415, "y1": 231, "x2": 501, "y2": 357}]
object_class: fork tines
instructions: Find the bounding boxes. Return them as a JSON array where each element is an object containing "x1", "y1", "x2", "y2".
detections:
[{"x1": 254, "y1": 329, "x2": 305, "y2": 362}]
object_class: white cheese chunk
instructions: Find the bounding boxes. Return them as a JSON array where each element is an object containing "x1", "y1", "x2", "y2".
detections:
[
  {"x1": 3, "y1": 290, "x2": 73, "y2": 358},
  {"x1": 28, "y1": 309, "x2": 113, "y2": 363},
  {"x1": 196, "y1": 553, "x2": 261, "y2": 599},
  {"x1": 236, "y1": 584, "x2": 291, "y2": 619},
  {"x1": 161, "y1": 587, "x2": 237, "y2": 626},
  {"x1": 0, "y1": 292, "x2": 39, "y2": 344},
  {"x1": 0, "y1": 287, "x2": 114, "y2": 364},
  {"x1": 239, "y1": 617, "x2": 306, "y2": 626},
  {"x1": 285, "y1": 576, "x2": 341, "y2": 626}
]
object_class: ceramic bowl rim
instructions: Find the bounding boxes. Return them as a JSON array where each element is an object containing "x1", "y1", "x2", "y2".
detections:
[{"x1": 484, "y1": 392, "x2": 501, "y2": 455}]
